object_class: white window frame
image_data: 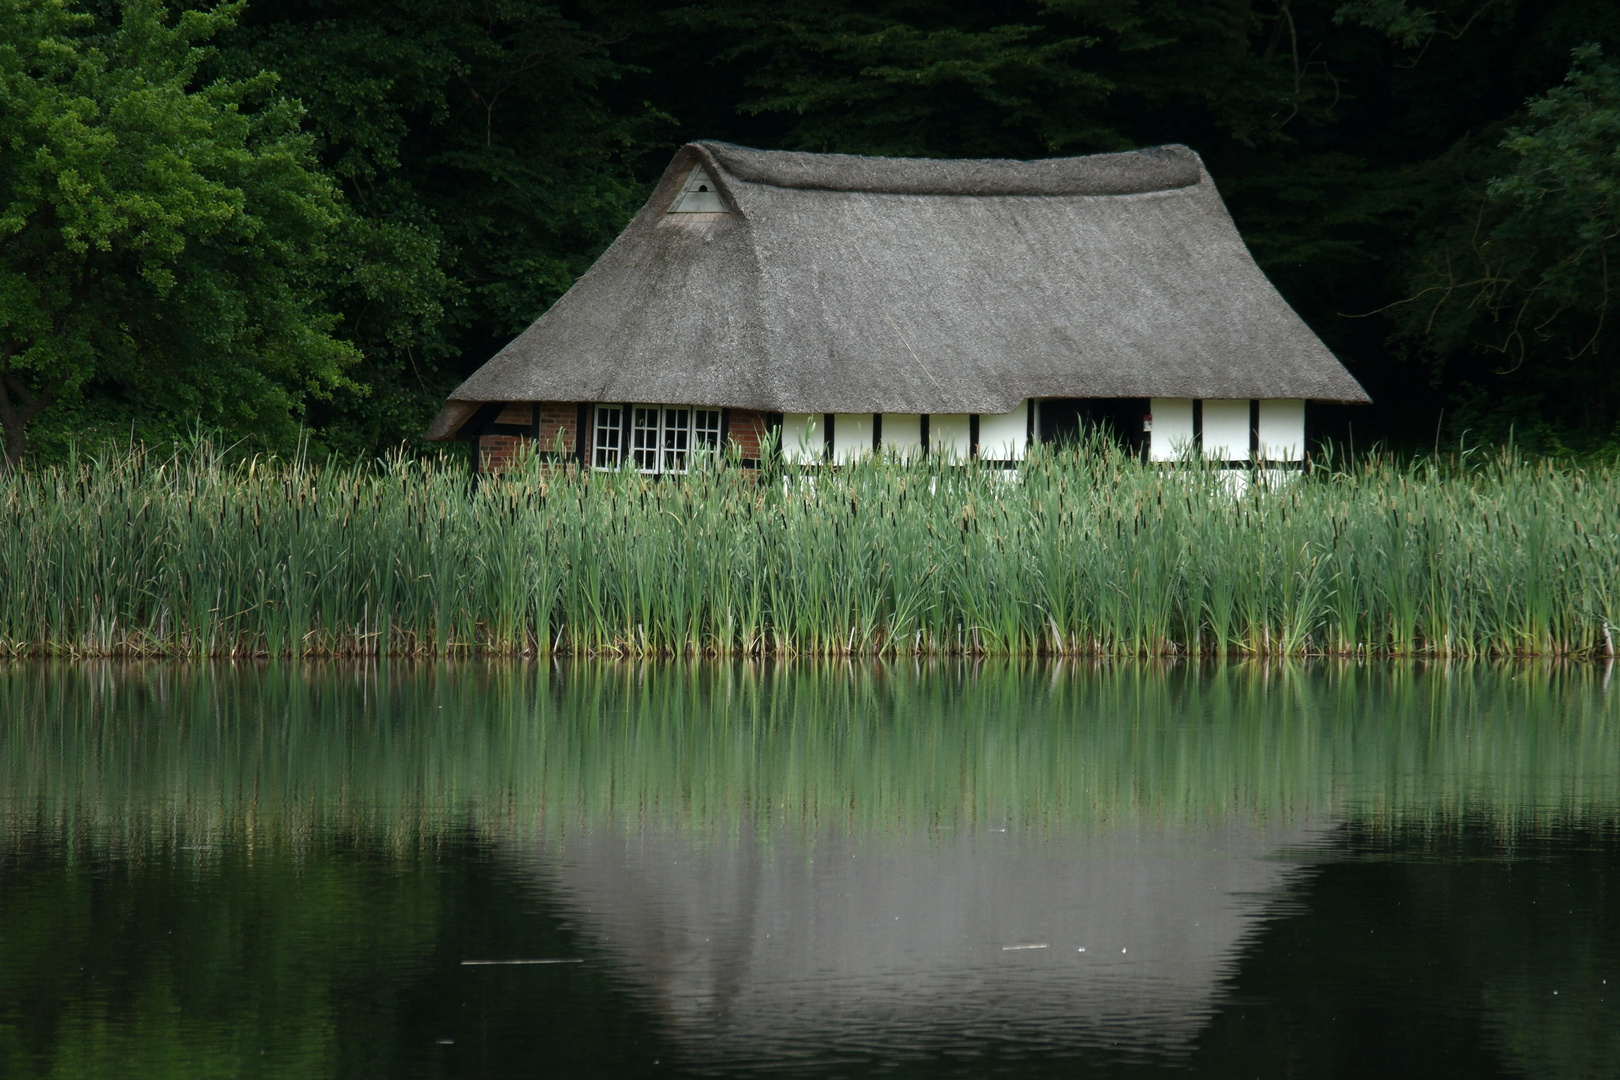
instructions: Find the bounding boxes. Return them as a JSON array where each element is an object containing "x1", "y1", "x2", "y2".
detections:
[
  {"x1": 694, "y1": 410, "x2": 722, "y2": 454},
  {"x1": 630, "y1": 407, "x2": 665, "y2": 472},
  {"x1": 596, "y1": 405, "x2": 722, "y2": 474},
  {"x1": 592, "y1": 406, "x2": 623, "y2": 469}
]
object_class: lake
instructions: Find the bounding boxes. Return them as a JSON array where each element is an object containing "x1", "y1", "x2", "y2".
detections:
[{"x1": 1, "y1": 661, "x2": 1615, "y2": 1078}]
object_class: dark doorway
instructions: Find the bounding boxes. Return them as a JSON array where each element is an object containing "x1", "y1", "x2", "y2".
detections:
[{"x1": 1038, "y1": 399, "x2": 1148, "y2": 456}]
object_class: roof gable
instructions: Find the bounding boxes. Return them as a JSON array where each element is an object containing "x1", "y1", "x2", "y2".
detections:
[{"x1": 668, "y1": 165, "x2": 729, "y2": 213}]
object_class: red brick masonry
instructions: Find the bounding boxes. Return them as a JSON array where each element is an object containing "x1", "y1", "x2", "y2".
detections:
[
  {"x1": 478, "y1": 434, "x2": 526, "y2": 472},
  {"x1": 536, "y1": 403, "x2": 577, "y2": 453},
  {"x1": 728, "y1": 409, "x2": 768, "y2": 461}
]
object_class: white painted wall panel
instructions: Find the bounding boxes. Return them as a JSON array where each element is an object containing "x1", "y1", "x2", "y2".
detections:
[
  {"x1": 1201, "y1": 400, "x2": 1250, "y2": 462},
  {"x1": 978, "y1": 403, "x2": 1028, "y2": 460},
  {"x1": 880, "y1": 414, "x2": 922, "y2": 460},
  {"x1": 930, "y1": 414, "x2": 971, "y2": 461},
  {"x1": 832, "y1": 413, "x2": 873, "y2": 462},
  {"x1": 1257, "y1": 399, "x2": 1305, "y2": 462},
  {"x1": 781, "y1": 413, "x2": 821, "y2": 464},
  {"x1": 1149, "y1": 398, "x2": 1195, "y2": 461}
]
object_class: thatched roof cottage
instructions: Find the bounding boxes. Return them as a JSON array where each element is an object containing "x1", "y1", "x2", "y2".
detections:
[{"x1": 426, "y1": 141, "x2": 1368, "y2": 471}]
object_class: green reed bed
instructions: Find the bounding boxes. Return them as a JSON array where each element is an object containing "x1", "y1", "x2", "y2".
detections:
[{"x1": 2, "y1": 440, "x2": 1617, "y2": 657}]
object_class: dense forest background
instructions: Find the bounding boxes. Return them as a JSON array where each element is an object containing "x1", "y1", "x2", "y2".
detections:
[{"x1": 3, "y1": 0, "x2": 1619, "y2": 467}]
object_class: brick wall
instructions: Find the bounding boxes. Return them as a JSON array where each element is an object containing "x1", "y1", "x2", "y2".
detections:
[
  {"x1": 478, "y1": 434, "x2": 527, "y2": 472},
  {"x1": 494, "y1": 402, "x2": 533, "y2": 427},
  {"x1": 728, "y1": 409, "x2": 770, "y2": 461},
  {"x1": 537, "y1": 403, "x2": 578, "y2": 454}
]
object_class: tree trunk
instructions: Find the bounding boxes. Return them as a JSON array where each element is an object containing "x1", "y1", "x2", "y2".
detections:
[
  {"x1": 1, "y1": 419, "x2": 23, "y2": 475},
  {"x1": 0, "y1": 387, "x2": 21, "y2": 476},
  {"x1": 0, "y1": 373, "x2": 51, "y2": 476}
]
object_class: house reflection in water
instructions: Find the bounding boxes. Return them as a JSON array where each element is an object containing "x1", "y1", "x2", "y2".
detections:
[{"x1": 527, "y1": 819, "x2": 1326, "y2": 1064}]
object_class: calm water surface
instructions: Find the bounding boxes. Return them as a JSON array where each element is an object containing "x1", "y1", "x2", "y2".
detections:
[{"x1": 1, "y1": 662, "x2": 1616, "y2": 1079}]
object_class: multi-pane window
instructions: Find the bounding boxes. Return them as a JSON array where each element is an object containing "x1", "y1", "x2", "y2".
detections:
[
  {"x1": 661, "y1": 408, "x2": 691, "y2": 472},
  {"x1": 631, "y1": 407, "x2": 662, "y2": 471},
  {"x1": 695, "y1": 410, "x2": 722, "y2": 452},
  {"x1": 593, "y1": 407, "x2": 622, "y2": 469},
  {"x1": 597, "y1": 405, "x2": 722, "y2": 474}
]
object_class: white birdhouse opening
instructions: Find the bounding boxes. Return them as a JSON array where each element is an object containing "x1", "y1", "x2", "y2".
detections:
[{"x1": 668, "y1": 166, "x2": 728, "y2": 213}]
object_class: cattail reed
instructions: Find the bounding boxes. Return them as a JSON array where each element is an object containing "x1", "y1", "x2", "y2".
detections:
[{"x1": 1, "y1": 439, "x2": 1616, "y2": 658}]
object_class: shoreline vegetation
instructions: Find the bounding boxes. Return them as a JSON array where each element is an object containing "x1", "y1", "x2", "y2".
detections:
[{"x1": 2, "y1": 440, "x2": 1617, "y2": 659}]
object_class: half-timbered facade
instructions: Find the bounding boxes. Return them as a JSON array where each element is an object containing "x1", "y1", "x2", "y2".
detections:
[{"x1": 427, "y1": 142, "x2": 1368, "y2": 470}]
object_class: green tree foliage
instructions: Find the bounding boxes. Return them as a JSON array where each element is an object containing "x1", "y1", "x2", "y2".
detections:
[
  {"x1": 662, "y1": 0, "x2": 1326, "y2": 157},
  {"x1": 0, "y1": 0, "x2": 357, "y2": 471},
  {"x1": 665, "y1": 1, "x2": 1119, "y2": 157},
  {"x1": 215, "y1": 0, "x2": 654, "y2": 455},
  {"x1": 1391, "y1": 45, "x2": 1620, "y2": 448}
]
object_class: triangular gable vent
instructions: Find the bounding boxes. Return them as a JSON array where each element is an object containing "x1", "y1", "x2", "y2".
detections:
[{"x1": 668, "y1": 166, "x2": 727, "y2": 213}]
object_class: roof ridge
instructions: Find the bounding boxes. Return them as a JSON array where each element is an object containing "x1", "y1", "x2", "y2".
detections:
[{"x1": 696, "y1": 141, "x2": 1204, "y2": 197}]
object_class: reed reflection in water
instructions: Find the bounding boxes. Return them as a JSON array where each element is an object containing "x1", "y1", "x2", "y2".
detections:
[{"x1": 0, "y1": 661, "x2": 1616, "y2": 1079}]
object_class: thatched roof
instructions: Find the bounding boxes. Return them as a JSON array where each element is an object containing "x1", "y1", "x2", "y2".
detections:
[{"x1": 427, "y1": 141, "x2": 1368, "y2": 440}]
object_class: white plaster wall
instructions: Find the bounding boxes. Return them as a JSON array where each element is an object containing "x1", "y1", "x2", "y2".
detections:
[
  {"x1": 781, "y1": 413, "x2": 821, "y2": 464},
  {"x1": 832, "y1": 413, "x2": 873, "y2": 462},
  {"x1": 930, "y1": 414, "x2": 972, "y2": 460},
  {"x1": 1201, "y1": 400, "x2": 1250, "y2": 462},
  {"x1": 978, "y1": 404, "x2": 1028, "y2": 460},
  {"x1": 1257, "y1": 399, "x2": 1305, "y2": 462},
  {"x1": 1149, "y1": 398, "x2": 1195, "y2": 462},
  {"x1": 881, "y1": 414, "x2": 923, "y2": 460}
]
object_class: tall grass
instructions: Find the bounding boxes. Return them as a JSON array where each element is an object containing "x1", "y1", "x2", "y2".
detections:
[{"x1": 2, "y1": 439, "x2": 1617, "y2": 657}]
